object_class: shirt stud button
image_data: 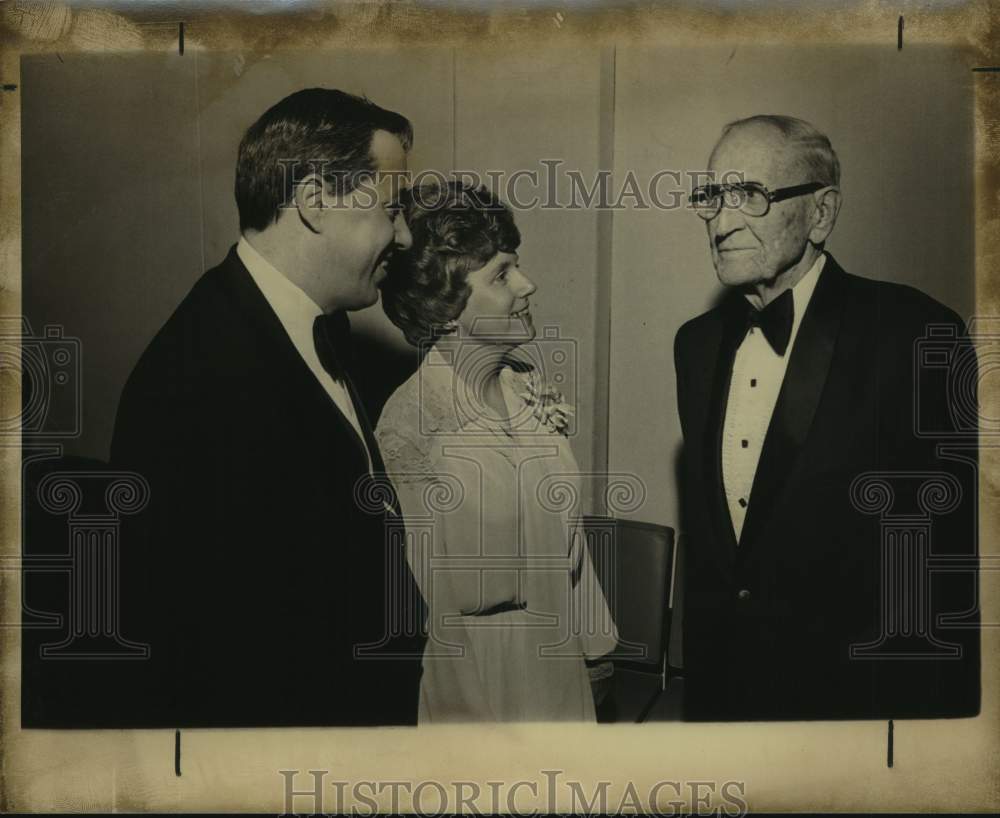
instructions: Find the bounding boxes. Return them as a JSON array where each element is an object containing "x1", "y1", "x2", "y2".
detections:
[{"x1": 738, "y1": 497, "x2": 747, "y2": 508}]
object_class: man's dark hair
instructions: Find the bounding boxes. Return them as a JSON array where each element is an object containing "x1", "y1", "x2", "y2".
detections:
[
  {"x1": 235, "y1": 88, "x2": 413, "y2": 233},
  {"x1": 381, "y1": 182, "x2": 521, "y2": 347}
]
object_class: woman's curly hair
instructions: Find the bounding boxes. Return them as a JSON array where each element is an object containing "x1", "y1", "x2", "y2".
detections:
[{"x1": 381, "y1": 182, "x2": 521, "y2": 347}]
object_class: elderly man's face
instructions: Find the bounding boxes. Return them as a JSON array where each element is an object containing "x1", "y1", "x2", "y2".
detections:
[{"x1": 706, "y1": 124, "x2": 817, "y2": 288}]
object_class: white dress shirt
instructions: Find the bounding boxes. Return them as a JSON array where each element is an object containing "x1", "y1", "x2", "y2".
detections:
[
  {"x1": 722, "y1": 253, "x2": 826, "y2": 542},
  {"x1": 237, "y1": 236, "x2": 373, "y2": 474}
]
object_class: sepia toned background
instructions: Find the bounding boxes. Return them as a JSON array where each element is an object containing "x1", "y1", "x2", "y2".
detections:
[
  {"x1": 22, "y1": 44, "x2": 974, "y2": 529},
  {"x1": 5, "y1": 7, "x2": 995, "y2": 809}
]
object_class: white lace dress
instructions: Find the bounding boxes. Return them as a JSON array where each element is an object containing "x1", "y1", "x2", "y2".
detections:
[{"x1": 375, "y1": 346, "x2": 617, "y2": 722}]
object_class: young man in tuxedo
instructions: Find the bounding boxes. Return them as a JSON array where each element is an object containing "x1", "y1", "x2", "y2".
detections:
[
  {"x1": 110, "y1": 88, "x2": 425, "y2": 726},
  {"x1": 674, "y1": 115, "x2": 979, "y2": 721}
]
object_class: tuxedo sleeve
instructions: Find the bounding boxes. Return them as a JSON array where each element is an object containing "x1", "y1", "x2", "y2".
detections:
[{"x1": 875, "y1": 308, "x2": 980, "y2": 717}]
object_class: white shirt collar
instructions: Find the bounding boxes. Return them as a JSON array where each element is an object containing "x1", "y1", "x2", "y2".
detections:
[
  {"x1": 237, "y1": 236, "x2": 324, "y2": 328},
  {"x1": 789, "y1": 251, "x2": 825, "y2": 346},
  {"x1": 744, "y1": 251, "x2": 826, "y2": 351},
  {"x1": 237, "y1": 235, "x2": 371, "y2": 467}
]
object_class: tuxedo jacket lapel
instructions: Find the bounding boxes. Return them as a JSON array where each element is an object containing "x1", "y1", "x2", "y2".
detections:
[
  {"x1": 340, "y1": 354, "x2": 403, "y2": 514},
  {"x1": 220, "y1": 247, "x2": 372, "y2": 475},
  {"x1": 739, "y1": 256, "x2": 848, "y2": 552}
]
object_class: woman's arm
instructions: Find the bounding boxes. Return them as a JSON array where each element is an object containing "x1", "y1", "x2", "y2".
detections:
[{"x1": 377, "y1": 428, "x2": 520, "y2": 615}]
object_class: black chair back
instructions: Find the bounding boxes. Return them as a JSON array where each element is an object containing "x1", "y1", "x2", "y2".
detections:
[{"x1": 579, "y1": 516, "x2": 675, "y2": 672}]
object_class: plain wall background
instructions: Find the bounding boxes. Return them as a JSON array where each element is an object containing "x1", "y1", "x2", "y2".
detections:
[{"x1": 22, "y1": 45, "x2": 973, "y2": 528}]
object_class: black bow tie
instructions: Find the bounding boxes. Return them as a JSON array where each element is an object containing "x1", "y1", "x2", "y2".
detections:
[
  {"x1": 312, "y1": 312, "x2": 353, "y2": 380},
  {"x1": 743, "y1": 288, "x2": 794, "y2": 356}
]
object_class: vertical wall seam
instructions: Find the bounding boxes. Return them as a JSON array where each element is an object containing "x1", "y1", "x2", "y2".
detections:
[
  {"x1": 193, "y1": 49, "x2": 206, "y2": 276},
  {"x1": 593, "y1": 44, "x2": 616, "y2": 515},
  {"x1": 451, "y1": 48, "x2": 457, "y2": 171}
]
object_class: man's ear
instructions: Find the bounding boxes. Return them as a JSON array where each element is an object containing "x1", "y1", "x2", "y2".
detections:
[
  {"x1": 291, "y1": 172, "x2": 327, "y2": 234},
  {"x1": 809, "y1": 186, "x2": 842, "y2": 244}
]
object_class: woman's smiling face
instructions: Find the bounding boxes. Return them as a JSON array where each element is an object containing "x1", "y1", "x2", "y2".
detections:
[{"x1": 455, "y1": 251, "x2": 537, "y2": 347}]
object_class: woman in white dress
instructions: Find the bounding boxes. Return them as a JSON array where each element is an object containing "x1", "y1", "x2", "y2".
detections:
[{"x1": 375, "y1": 183, "x2": 617, "y2": 722}]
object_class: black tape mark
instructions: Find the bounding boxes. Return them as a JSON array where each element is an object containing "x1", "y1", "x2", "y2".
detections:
[
  {"x1": 56, "y1": 53, "x2": 64, "y2": 63},
  {"x1": 972, "y1": 66, "x2": 1000, "y2": 72},
  {"x1": 178, "y1": 22, "x2": 185, "y2": 56},
  {"x1": 175, "y1": 729, "x2": 181, "y2": 776},
  {"x1": 897, "y1": 16, "x2": 903, "y2": 50},
  {"x1": 887, "y1": 720, "x2": 894, "y2": 768},
  {"x1": 2, "y1": 84, "x2": 16, "y2": 91}
]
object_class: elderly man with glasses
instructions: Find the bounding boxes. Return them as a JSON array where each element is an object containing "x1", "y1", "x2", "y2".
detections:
[{"x1": 673, "y1": 115, "x2": 979, "y2": 721}]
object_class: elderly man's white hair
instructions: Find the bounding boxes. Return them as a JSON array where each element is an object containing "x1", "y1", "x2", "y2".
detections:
[{"x1": 717, "y1": 114, "x2": 841, "y2": 188}]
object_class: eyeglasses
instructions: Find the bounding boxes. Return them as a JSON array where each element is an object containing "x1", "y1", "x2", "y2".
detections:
[{"x1": 689, "y1": 181, "x2": 827, "y2": 220}]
